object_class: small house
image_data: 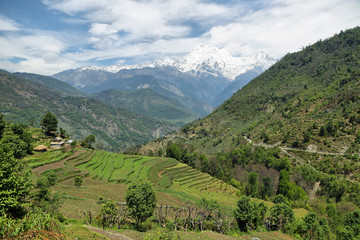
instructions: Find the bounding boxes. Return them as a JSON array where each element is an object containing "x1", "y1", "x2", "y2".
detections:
[
  {"x1": 50, "y1": 141, "x2": 65, "y2": 149},
  {"x1": 34, "y1": 145, "x2": 47, "y2": 152},
  {"x1": 50, "y1": 137, "x2": 65, "y2": 149}
]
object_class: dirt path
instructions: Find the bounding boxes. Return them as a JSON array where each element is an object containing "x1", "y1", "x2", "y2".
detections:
[
  {"x1": 309, "y1": 182, "x2": 321, "y2": 200},
  {"x1": 243, "y1": 136, "x2": 345, "y2": 156},
  {"x1": 32, "y1": 150, "x2": 82, "y2": 174},
  {"x1": 158, "y1": 170, "x2": 165, "y2": 178},
  {"x1": 244, "y1": 136, "x2": 356, "y2": 183},
  {"x1": 85, "y1": 226, "x2": 133, "y2": 240}
]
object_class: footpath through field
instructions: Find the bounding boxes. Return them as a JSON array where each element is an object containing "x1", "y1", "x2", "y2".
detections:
[
  {"x1": 32, "y1": 150, "x2": 83, "y2": 174},
  {"x1": 86, "y1": 226, "x2": 133, "y2": 240}
]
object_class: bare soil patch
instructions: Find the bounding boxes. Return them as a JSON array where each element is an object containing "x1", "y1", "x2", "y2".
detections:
[{"x1": 32, "y1": 150, "x2": 82, "y2": 174}]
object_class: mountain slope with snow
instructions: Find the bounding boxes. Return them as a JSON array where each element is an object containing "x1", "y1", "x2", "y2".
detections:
[
  {"x1": 53, "y1": 45, "x2": 277, "y2": 110},
  {"x1": 74, "y1": 45, "x2": 277, "y2": 81}
]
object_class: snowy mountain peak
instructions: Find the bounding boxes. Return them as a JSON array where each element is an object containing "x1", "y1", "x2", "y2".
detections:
[{"x1": 77, "y1": 45, "x2": 277, "y2": 81}]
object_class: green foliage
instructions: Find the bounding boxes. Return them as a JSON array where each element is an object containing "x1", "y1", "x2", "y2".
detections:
[
  {"x1": 343, "y1": 210, "x2": 360, "y2": 238},
  {"x1": 166, "y1": 142, "x2": 181, "y2": 160},
  {"x1": 70, "y1": 140, "x2": 77, "y2": 149},
  {"x1": 319, "y1": 174, "x2": 348, "y2": 202},
  {"x1": 0, "y1": 211, "x2": 61, "y2": 239},
  {"x1": 144, "y1": 229, "x2": 180, "y2": 240},
  {"x1": 11, "y1": 123, "x2": 25, "y2": 135},
  {"x1": 157, "y1": 148, "x2": 164, "y2": 157},
  {"x1": 234, "y1": 196, "x2": 267, "y2": 232},
  {"x1": 152, "y1": 27, "x2": 360, "y2": 177},
  {"x1": 93, "y1": 88, "x2": 199, "y2": 126},
  {"x1": 260, "y1": 177, "x2": 273, "y2": 199},
  {"x1": 45, "y1": 171, "x2": 58, "y2": 186},
  {"x1": 0, "y1": 114, "x2": 5, "y2": 139},
  {"x1": 125, "y1": 180, "x2": 156, "y2": 227},
  {"x1": 355, "y1": 132, "x2": 360, "y2": 144},
  {"x1": 298, "y1": 165, "x2": 318, "y2": 184},
  {"x1": 0, "y1": 71, "x2": 178, "y2": 152},
  {"x1": 0, "y1": 135, "x2": 29, "y2": 159},
  {"x1": 0, "y1": 147, "x2": 31, "y2": 218},
  {"x1": 273, "y1": 194, "x2": 288, "y2": 205},
  {"x1": 81, "y1": 134, "x2": 96, "y2": 149},
  {"x1": 292, "y1": 211, "x2": 330, "y2": 239},
  {"x1": 277, "y1": 170, "x2": 290, "y2": 196},
  {"x1": 246, "y1": 172, "x2": 259, "y2": 198},
  {"x1": 98, "y1": 200, "x2": 117, "y2": 230},
  {"x1": 59, "y1": 127, "x2": 66, "y2": 138},
  {"x1": 266, "y1": 202, "x2": 294, "y2": 231},
  {"x1": 40, "y1": 112, "x2": 58, "y2": 134},
  {"x1": 74, "y1": 176, "x2": 83, "y2": 188}
]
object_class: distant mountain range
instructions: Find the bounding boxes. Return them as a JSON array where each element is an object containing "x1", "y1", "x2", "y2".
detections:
[
  {"x1": 0, "y1": 71, "x2": 178, "y2": 151},
  {"x1": 53, "y1": 45, "x2": 277, "y2": 112},
  {"x1": 140, "y1": 27, "x2": 360, "y2": 157}
]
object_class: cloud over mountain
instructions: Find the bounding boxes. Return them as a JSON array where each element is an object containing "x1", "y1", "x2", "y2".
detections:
[{"x1": 0, "y1": 0, "x2": 359, "y2": 74}]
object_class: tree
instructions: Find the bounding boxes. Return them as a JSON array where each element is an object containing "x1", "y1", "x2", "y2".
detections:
[
  {"x1": 40, "y1": 112, "x2": 58, "y2": 135},
  {"x1": 59, "y1": 127, "x2": 66, "y2": 138},
  {"x1": 0, "y1": 114, "x2": 5, "y2": 139},
  {"x1": 234, "y1": 196, "x2": 266, "y2": 232},
  {"x1": 0, "y1": 135, "x2": 29, "y2": 159},
  {"x1": 0, "y1": 147, "x2": 31, "y2": 218},
  {"x1": 247, "y1": 172, "x2": 259, "y2": 197},
  {"x1": 74, "y1": 176, "x2": 83, "y2": 188},
  {"x1": 157, "y1": 148, "x2": 164, "y2": 157},
  {"x1": 11, "y1": 123, "x2": 25, "y2": 135},
  {"x1": 277, "y1": 169, "x2": 290, "y2": 196},
  {"x1": 266, "y1": 202, "x2": 294, "y2": 231},
  {"x1": 99, "y1": 200, "x2": 117, "y2": 230},
  {"x1": 125, "y1": 180, "x2": 156, "y2": 227},
  {"x1": 344, "y1": 210, "x2": 360, "y2": 238},
  {"x1": 260, "y1": 177, "x2": 273, "y2": 199},
  {"x1": 166, "y1": 142, "x2": 181, "y2": 160},
  {"x1": 81, "y1": 135, "x2": 95, "y2": 148}
]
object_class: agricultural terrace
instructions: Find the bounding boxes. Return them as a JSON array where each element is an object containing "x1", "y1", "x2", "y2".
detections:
[{"x1": 30, "y1": 149, "x2": 306, "y2": 219}]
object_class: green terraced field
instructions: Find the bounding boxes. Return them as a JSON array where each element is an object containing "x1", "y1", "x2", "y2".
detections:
[{"x1": 32, "y1": 149, "x2": 306, "y2": 216}]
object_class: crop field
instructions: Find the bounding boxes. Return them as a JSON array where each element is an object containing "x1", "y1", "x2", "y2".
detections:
[{"x1": 31, "y1": 149, "x2": 306, "y2": 219}]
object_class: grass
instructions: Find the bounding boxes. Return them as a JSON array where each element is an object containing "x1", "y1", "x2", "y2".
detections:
[
  {"x1": 63, "y1": 224, "x2": 108, "y2": 240},
  {"x1": 25, "y1": 150, "x2": 72, "y2": 168},
  {"x1": 24, "y1": 147, "x2": 309, "y2": 240},
  {"x1": 30, "y1": 148, "x2": 307, "y2": 224}
]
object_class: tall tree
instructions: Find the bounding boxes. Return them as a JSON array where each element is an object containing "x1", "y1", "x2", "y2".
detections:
[
  {"x1": 40, "y1": 112, "x2": 58, "y2": 135},
  {"x1": 246, "y1": 172, "x2": 259, "y2": 197},
  {"x1": 0, "y1": 114, "x2": 5, "y2": 139},
  {"x1": 234, "y1": 196, "x2": 266, "y2": 232},
  {"x1": 0, "y1": 147, "x2": 31, "y2": 218},
  {"x1": 125, "y1": 180, "x2": 156, "y2": 228}
]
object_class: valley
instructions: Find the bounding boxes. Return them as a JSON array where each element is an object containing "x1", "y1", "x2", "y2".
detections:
[{"x1": 0, "y1": 12, "x2": 360, "y2": 240}]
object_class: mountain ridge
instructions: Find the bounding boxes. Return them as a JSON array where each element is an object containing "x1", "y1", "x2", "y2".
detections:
[
  {"x1": 0, "y1": 71, "x2": 178, "y2": 151},
  {"x1": 71, "y1": 44, "x2": 276, "y2": 81},
  {"x1": 53, "y1": 45, "x2": 277, "y2": 108},
  {"x1": 140, "y1": 27, "x2": 360, "y2": 159}
]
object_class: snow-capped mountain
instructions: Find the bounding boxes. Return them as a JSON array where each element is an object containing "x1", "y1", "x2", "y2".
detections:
[
  {"x1": 77, "y1": 45, "x2": 277, "y2": 81},
  {"x1": 53, "y1": 45, "x2": 277, "y2": 114}
]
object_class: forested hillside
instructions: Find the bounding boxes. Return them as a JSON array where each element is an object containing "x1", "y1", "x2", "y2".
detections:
[
  {"x1": 138, "y1": 28, "x2": 360, "y2": 240},
  {"x1": 142, "y1": 27, "x2": 360, "y2": 158},
  {"x1": 0, "y1": 72, "x2": 177, "y2": 151},
  {"x1": 93, "y1": 88, "x2": 199, "y2": 126}
]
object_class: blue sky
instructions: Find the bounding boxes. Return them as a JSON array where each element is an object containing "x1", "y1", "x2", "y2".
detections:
[{"x1": 0, "y1": 0, "x2": 359, "y2": 75}]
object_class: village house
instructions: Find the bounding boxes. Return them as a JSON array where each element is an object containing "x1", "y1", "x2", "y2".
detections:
[{"x1": 50, "y1": 137, "x2": 65, "y2": 149}]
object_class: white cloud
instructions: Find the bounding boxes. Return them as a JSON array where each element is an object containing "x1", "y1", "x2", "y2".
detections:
[
  {"x1": 0, "y1": 15, "x2": 20, "y2": 31},
  {"x1": 1, "y1": 0, "x2": 360, "y2": 75},
  {"x1": 205, "y1": 0, "x2": 360, "y2": 57},
  {"x1": 0, "y1": 30, "x2": 79, "y2": 75}
]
